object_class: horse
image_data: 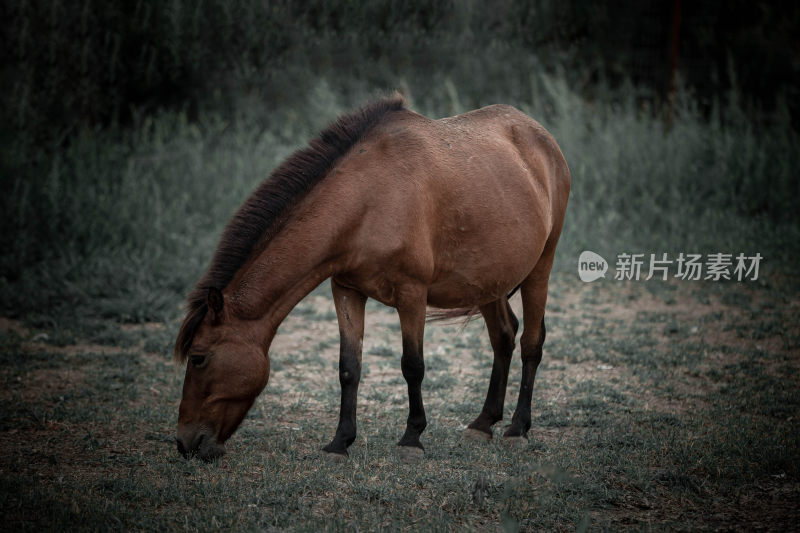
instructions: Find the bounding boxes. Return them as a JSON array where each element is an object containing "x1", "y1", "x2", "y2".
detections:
[{"x1": 174, "y1": 95, "x2": 570, "y2": 461}]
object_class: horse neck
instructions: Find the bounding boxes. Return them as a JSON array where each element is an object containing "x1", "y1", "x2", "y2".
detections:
[{"x1": 226, "y1": 195, "x2": 346, "y2": 344}]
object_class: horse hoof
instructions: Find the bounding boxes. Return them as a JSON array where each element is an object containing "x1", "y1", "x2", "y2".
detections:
[
  {"x1": 397, "y1": 446, "x2": 424, "y2": 463},
  {"x1": 503, "y1": 435, "x2": 528, "y2": 448},
  {"x1": 463, "y1": 428, "x2": 492, "y2": 442},
  {"x1": 322, "y1": 450, "x2": 348, "y2": 463}
]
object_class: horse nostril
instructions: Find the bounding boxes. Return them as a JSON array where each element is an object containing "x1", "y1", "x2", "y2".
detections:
[{"x1": 176, "y1": 437, "x2": 188, "y2": 457}]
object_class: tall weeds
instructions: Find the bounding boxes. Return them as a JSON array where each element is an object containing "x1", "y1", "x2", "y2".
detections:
[{"x1": 2, "y1": 74, "x2": 796, "y2": 322}]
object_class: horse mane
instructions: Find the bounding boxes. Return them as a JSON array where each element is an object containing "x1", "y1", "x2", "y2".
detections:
[{"x1": 175, "y1": 95, "x2": 407, "y2": 361}]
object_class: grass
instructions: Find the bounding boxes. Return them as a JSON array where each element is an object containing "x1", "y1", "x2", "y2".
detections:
[
  {"x1": 3, "y1": 72, "x2": 799, "y2": 322},
  {"x1": 1, "y1": 273, "x2": 798, "y2": 530}
]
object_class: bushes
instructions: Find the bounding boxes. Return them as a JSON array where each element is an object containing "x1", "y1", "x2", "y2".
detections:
[
  {"x1": 1, "y1": 1, "x2": 797, "y2": 321},
  {"x1": 6, "y1": 1, "x2": 797, "y2": 150}
]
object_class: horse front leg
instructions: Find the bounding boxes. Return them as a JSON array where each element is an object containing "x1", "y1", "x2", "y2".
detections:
[
  {"x1": 322, "y1": 279, "x2": 367, "y2": 459},
  {"x1": 395, "y1": 286, "x2": 428, "y2": 462}
]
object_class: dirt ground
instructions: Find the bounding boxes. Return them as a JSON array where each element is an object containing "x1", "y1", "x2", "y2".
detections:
[{"x1": 1, "y1": 273, "x2": 798, "y2": 530}]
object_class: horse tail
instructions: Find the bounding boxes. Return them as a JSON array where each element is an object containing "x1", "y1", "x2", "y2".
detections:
[{"x1": 426, "y1": 284, "x2": 521, "y2": 324}]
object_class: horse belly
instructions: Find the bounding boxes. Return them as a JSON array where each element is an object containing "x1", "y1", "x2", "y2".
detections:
[
  {"x1": 427, "y1": 206, "x2": 545, "y2": 308},
  {"x1": 423, "y1": 143, "x2": 553, "y2": 308}
]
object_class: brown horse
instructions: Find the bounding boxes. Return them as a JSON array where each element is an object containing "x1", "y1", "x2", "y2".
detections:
[{"x1": 174, "y1": 95, "x2": 570, "y2": 461}]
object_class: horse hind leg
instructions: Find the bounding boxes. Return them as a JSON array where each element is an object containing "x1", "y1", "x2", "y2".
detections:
[
  {"x1": 464, "y1": 298, "x2": 518, "y2": 441},
  {"x1": 503, "y1": 251, "x2": 554, "y2": 445}
]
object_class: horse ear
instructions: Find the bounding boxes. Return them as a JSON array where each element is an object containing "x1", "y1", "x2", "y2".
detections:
[{"x1": 206, "y1": 287, "x2": 224, "y2": 321}]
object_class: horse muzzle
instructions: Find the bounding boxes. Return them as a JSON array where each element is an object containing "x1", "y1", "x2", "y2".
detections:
[{"x1": 176, "y1": 426, "x2": 226, "y2": 461}]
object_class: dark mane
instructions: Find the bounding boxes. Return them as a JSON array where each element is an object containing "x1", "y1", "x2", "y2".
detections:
[{"x1": 175, "y1": 95, "x2": 406, "y2": 360}]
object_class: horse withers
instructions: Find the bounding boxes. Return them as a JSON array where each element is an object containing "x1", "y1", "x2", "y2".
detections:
[{"x1": 174, "y1": 95, "x2": 570, "y2": 461}]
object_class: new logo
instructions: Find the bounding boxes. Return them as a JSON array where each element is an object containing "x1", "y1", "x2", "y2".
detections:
[{"x1": 578, "y1": 251, "x2": 608, "y2": 282}]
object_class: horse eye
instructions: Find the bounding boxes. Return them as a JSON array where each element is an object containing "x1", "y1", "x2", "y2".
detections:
[{"x1": 190, "y1": 355, "x2": 208, "y2": 368}]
